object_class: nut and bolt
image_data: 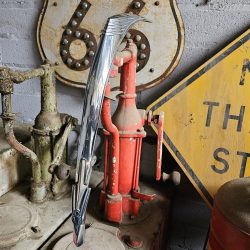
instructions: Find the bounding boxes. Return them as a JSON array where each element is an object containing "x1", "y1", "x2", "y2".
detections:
[
  {"x1": 62, "y1": 39, "x2": 69, "y2": 45},
  {"x1": 71, "y1": 20, "x2": 77, "y2": 27},
  {"x1": 76, "y1": 11, "x2": 83, "y2": 18},
  {"x1": 88, "y1": 41, "x2": 94, "y2": 48},
  {"x1": 82, "y1": 2, "x2": 88, "y2": 9},
  {"x1": 134, "y1": 1, "x2": 141, "y2": 9},
  {"x1": 67, "y1": 58, "x2": 73, "y2": 65},
  {"x1": 61, "y1": 50, "x2": 68, "y2": 56},
  {"x1": 139, "y1": 53, "x2": 146, "y2": 60},
  {"x1": 75, "y1": 31, "x2": 81, "y2": 38},
  {"x1": 83, "y1": 33, "x2": 90, "y2": 40},
  {"x1": 83, "y1": 59, "x2": 89, "y2": 66},
  {"x1": 66, "y1": 29, "x2": 72, "y2": 35},
  {"x1": 75, "y1": 62, "x2": 81, "y2": 68},
  {"x1": 139, "y1": 43, "x2": 146, "y2": 50},
  {"x1": 135, "y1": 35, "x2": 141, "y2": 42},
  {"x1": 88, "y1": 51, "x2": 95, "y2": 57}
]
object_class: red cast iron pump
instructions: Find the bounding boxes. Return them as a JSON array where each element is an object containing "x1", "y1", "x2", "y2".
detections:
[{"x1": 99, "y1": 39, "x2": 164, "y2": 223}]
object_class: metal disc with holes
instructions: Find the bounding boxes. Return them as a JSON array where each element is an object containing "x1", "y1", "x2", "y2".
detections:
[
  {"x1": 0, "y1": 204, "x2": 39, "y2": 248},
  {"x1": 53, "y1": 223, "x2": 125, "y2": 250},
  {"x1": 37, "y1": 0, "x2": 184, "y2": 91}
]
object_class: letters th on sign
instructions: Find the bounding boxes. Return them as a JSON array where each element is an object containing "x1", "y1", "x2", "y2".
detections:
[{"x1": 203, "y1": 58, "x2": 250, "y2": 177}]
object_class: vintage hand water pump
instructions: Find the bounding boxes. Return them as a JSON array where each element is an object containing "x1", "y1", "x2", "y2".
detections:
[{"x1": 99, "y1": 39, "x2": 164, "y2": 223}]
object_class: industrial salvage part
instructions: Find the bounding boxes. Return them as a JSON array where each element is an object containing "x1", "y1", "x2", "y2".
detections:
[
  {"x1": 99, "y1": 39, "x2": 164, "y2": 223},
  {"x1": 0, "y1": 65, "x2": 77, "y2": 203},
  {"x1": 37, "y1": 0, "x2": 184, "y2": 90},
  {"x1": 208, "y1": 177, "x2": 250, "y2": 249},
  {"x1": 72, "y1": 13, "x2": 148, "y2": 247},
  {"x1": 149, "y1": 28, "x2": 250, "y2": 207}
]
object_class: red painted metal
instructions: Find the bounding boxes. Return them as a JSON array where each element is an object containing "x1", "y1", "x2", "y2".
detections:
[
  {"x1": 208, "y1": 178, "x2": 250, "y2": 250},
  {"x1": 100, "y1": 39, "x2": 164, "y2": 223}
]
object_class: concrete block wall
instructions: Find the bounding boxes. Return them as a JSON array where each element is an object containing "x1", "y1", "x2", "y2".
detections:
[
  {"x1": 0, "y1": 0, "x2": 249, "y2": 122},
  {"x1": 140, "y1": 0, "x2": 250, "y2": 107}
]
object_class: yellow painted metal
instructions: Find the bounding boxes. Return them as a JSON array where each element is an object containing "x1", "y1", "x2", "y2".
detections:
[{"x1": 148, "y1": 29, "x2": 250, "y2": 207}]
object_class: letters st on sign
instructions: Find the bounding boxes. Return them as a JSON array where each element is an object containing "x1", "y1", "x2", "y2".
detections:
[
  {"x1": 149, "y1": 29, "x2": 250, "y2": 206},
  {"x1": 37, "y1": 0, "x2": 184, "y2": 91}
]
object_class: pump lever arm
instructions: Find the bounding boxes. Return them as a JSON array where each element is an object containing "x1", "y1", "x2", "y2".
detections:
[{"x1": 147, "y1": 111, "x2": 164, "y2": 181}]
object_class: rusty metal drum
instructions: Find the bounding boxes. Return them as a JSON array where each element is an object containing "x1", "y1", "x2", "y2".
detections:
[{"x1": 208, "y1": 177, "x2": 250, "y2": 250}]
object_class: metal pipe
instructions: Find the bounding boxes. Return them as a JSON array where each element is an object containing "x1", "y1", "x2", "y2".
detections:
[
  {"x1": 1, "y1": 94, "x2": 42, "y2": 184},
  {"x1": 101, "y1": 83, "x2": 119, "y2": 195},
  {"x1": 33, "y1": 65, "x2": 62, "y2": 184},
  {"x1": 40, "y1": 65, "x2": 57, "y2": 113},
  {"x1": 10, "y1": 68, "x2": 44, "y2": 83}
]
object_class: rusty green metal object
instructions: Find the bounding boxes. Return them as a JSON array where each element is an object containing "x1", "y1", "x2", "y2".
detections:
[{"x1": 0, "y1": 64, "x2": 77, "y2": 202}]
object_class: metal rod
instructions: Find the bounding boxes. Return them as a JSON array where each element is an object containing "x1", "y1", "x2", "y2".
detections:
[
  {"x1": 101, "y1": 83, "x2": 120, "y2": 195},
  {"x1": 1, "y1": 94, "x2": 42, "y2": 184}
]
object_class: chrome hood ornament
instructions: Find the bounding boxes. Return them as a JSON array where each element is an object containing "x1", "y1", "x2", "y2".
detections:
[{"x1": 72, "y1": 13, "x2": 148, "y2": 247}]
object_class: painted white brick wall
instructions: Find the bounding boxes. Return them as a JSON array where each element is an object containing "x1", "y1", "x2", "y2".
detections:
[{"x1": 0, "y1": 0, "x2": 249, "y2": 122}]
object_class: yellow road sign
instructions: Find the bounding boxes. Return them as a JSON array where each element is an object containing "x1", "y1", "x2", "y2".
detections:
[{"x1": 149, "y1": 29, "x2": 250, "y2": 206}]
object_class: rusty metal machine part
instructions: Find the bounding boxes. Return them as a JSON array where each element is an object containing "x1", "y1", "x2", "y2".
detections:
[
  {"x1": 208, "y1": 177, "x2": 250, "y2": 250},
  {"x1": 0, "y1": 65, "x2": 77, "y2": 202},
  {"x1": 37, "y1": 0, "x2": 184, "y2": 89},
  {"x1": 99, "y1": 39, "x2": 164, "y2": 223}
]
